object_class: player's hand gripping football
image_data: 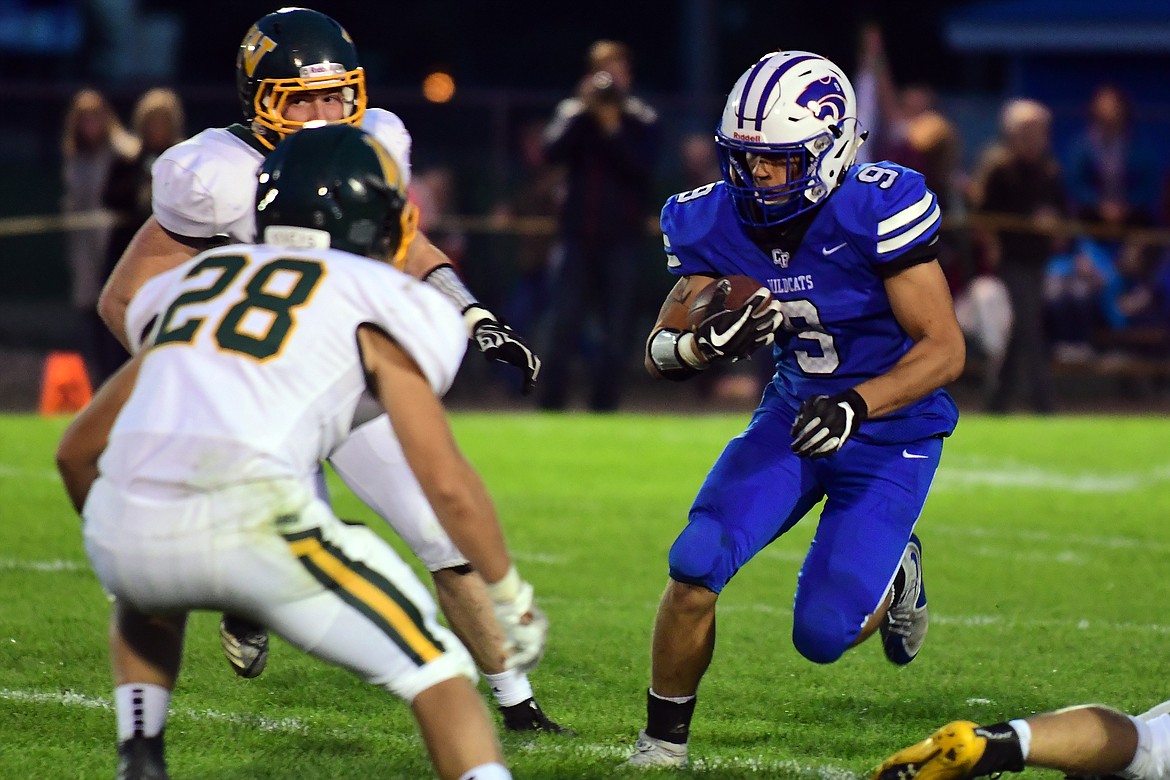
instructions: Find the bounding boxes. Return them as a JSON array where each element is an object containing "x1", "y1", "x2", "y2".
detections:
[
  {"x1": 692, "y1": 283, "x2": 783, "y2": 363},
  {"x1": 791, "y1": 389, "x2": 869, "y2": 459},
  {"x1": 465, "y1": 304, "x2": 542, "y2": 394},
  {"x1": 488, "y1": 568, "x2": 549, "y2": 674}
]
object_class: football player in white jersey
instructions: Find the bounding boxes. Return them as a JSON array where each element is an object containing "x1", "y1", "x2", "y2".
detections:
[
  {"x1": 58, "y1": 124, "x2": 545, "y2": 780},
  {"x1": 873, "y1": 699, "x2": 1170, "y2": 780},
  {"x1": 94, "y1": 7, "x2": 564, "y2": 733}
]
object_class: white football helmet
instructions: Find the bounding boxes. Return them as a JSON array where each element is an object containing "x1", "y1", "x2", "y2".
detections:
[{"x1": 716, "y1": 51, "x2": 865, "y2": 227}]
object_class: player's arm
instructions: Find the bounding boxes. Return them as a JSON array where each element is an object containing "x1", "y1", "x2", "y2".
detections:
[
  {"x1": 645, "y1": 274, "x2": 781, "y2": 380},
  {"x1": 854, "y1": 260, "x2": 966, "y2": 417},
  {"x1": 356, "y1": 323, "x2": 547, "y2": 671},
  {"x1": 97, "y1": 217, "x2": 200, "y2": 349},
  {"x1": 56, "y1": 354, "x2": 144, "y2": 513},
  {"x1": 644, "y1": 275, "x2": 717, "y2": 379},
  {"x1": 402, "y1": 233, "x2": 541, "y2": 393}
]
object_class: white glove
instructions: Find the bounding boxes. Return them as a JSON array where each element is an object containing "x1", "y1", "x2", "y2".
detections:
[{"x1": 488, "y1": 568, "x2": 549, "y2": 674}]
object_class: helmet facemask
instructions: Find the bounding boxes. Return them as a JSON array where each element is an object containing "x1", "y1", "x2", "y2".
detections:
[
  {"x1": 252, "y1": 66, "x2": 367, "y2": 149},
  {"x1": 717, "y1": 130, "x2": 836, "y2": 228}
]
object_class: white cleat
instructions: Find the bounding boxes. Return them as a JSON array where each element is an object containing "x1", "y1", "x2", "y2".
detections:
[{"x1": 626, "y1": 730, "x2": 689, "y2": 768}]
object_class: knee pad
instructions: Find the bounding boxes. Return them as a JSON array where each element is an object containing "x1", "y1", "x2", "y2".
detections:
[
  {"x1": 668, "y1": 515, "x2": 734, "y2": 593},
  {"x1": 792, "y1": 598, "x2": 852, "y2": 665}
]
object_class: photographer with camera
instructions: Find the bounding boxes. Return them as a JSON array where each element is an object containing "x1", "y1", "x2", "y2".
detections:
[{"x1": 538, "y1": 40, "x2": 660, "y2": 411}]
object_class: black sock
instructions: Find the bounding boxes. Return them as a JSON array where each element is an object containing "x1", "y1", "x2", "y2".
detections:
[
  {"x1": 645, "y1": 689, "x2": 696, "y2": 745},
  {"x1": 970, "y1": 723, "x2": 1026, "y2": 776}
]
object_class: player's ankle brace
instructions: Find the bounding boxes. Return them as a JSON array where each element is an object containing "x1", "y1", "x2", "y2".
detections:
[
  {"x1": 646, "y1": 688, "x2": 697, "y2": 745},
  {"x1": 970, "y1": 722, "x2": 1026, "y2": 776}
]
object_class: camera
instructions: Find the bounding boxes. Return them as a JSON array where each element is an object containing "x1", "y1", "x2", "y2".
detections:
[{"x1": 590, "y1": 70, "x2": 620, "y2": 102}]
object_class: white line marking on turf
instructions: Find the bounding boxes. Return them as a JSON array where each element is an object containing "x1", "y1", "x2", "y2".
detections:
[
  {"x1": 510, "y1": 551, "x2": 568, "y2": 565},
  {"x1": 519, "y1": 741, "x2": 862, "y2": 778},
  {"x1": 5, "y1": 688, "x2": 866, "y2": 776},
  {"x1": 0, "y1": 465, "x2": 58, "y2": 480},
  {"x1": 935, "y1": 462, "x2": 1170, "y2": 494},
  {"x1": 0, "y1": 558, "x2": 87, "y2": 572}
]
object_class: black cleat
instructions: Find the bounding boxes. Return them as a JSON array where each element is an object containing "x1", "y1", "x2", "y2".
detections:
[
  {"x1": 500, "y1": 698, "x2": 576, "y2": 735},
  {"x1": 219, "y1": 614, "x2": 269, "y2": 678},
  {"x1": 116, "y1": 734, "x2": 170, "y2": 780}
]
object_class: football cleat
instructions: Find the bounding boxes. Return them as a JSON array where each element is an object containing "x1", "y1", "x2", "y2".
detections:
[
  {"x1": 116, "y1": 734, "x2": 170, "y2": 780},
  {"x1": 626, "y1": 729, "x2": 689, "y2": 768},
  {"x1": 881, "y1": 533, "x2": 928, "y2": 665},
  {"x1": 219, "y1": 614, "x2": 269, "y2": 678},
  {"x1": 872, "y1": 720, "x2": 985, "y2": 780},
  {"x1": 499, "y1": 698, "x2": 576, "y2": 735}
]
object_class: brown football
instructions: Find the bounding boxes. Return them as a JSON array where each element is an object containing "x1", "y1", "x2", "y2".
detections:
[{"x1": 686, "y1": 275, "x2": 766, "y2": 331}]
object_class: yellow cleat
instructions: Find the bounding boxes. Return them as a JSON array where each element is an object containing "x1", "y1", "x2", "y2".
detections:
[{"x1": 873, "y1": 720, "x2": 987, "y2": 780}]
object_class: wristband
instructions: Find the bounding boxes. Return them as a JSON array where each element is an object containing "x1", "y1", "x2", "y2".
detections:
[{"x1": 487, "y1": 565, "x2": 522, "y2": 603}]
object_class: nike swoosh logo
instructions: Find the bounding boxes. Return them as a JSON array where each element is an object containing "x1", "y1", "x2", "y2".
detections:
[
  {"x1": 902, "y1": 449, "x2": 928, "y2": 459},
  {"x1": 708, "y1": 308, "x2": 752, "y2": 348},
  {"x1": 822, "y1": 243, "x2": 847, "y2": 256}
]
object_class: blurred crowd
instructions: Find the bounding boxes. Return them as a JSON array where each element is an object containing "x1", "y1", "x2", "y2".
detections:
[
  {"x1": 59, "y1": 30, "x2": 1170, "y2": 413},
  {"x1": 61, "y1": 85, "x2": 185, "y2": 385},
  {"x1": 854, "y1": 24, "x2": 1170, "y2": 413}
]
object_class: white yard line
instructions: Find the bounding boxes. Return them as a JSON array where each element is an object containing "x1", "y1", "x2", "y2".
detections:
[
  {"x1": 0, "y1": 558, "x2": 87, "y2": 572},
  {"x1": 0, "y1": 464, "x2": 59, "y2": 480},
  {"x1": 2, "y1": 687, "x2": 865, "y2": 777}
]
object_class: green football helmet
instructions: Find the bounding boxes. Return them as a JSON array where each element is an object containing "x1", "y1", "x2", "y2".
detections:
[
  {"x1": 255, "y1": 124, "x2": 418, "y2": 266},
  {"x1": 236, "y1": 8, "x2": 367, "y2": 149}
]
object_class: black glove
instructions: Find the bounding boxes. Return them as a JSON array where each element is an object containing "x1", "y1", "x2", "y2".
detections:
[
  {"x1": 692, "y1": 287, "x2": 783, "y2": 363},
  {"x1": 466, "y1": 305, "x2": 541, "y2": 394},
  {"x1": 791, "y1": 389, "x2": 868, "y2": 459}
]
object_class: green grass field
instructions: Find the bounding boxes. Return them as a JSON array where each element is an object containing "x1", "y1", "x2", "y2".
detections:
[{"x1": 1, "y1": 412, "x2": 1168, "y2": 779}]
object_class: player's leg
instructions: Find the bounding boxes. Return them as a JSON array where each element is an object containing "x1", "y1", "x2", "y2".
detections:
[
  {"x1": 329, "y1": 416, "x2": 570, "y2": 733},
  {"x1": 82, "y1": 477, "x2": 198, "y2": 780},
  {"x1": 790, "y1": 435, "x2": 943, "y2": 665},
  {"x1": 631, "y1": 404, "x2": 823, "y2": 766},
  {"x1": 217, "y1": 464, "x2": 332, "y2": 679},
  {"x1": 235, "y1": 500, "x2": 505, "y2": 779},
  {"x1": 412, "y1": 677, "x2": 510, "y2": 780},
  {"x1": 873, "y1": 706, "x2": 1165, "y2": 780},
  {"x1": 109, "y1": 604, "x2": 186, "y2": 780}
]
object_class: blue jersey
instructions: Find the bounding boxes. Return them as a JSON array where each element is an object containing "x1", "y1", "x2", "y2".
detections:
[{"x1": 661, "y1": 162, "x2": 958, "y2": 444}]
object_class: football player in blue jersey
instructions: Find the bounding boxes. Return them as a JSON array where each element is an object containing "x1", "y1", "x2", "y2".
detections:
[{"x1": 627, "y1": 51, "x2": 966, "y2": 768}]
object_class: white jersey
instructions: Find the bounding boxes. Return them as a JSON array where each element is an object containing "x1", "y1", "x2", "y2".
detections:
[
  {"x1": 105, "y1": 242, "x2": 465, "y2": 493},
  {"x1": 151, "y1": 108, "x2": 411, "y2": 242}
]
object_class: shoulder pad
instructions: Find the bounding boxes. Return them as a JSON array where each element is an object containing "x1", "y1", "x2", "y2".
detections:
[
  {"x1": 362, "y1": 108, "x2": 413, "y2": 186},
  {"x1": 151, "y1": 128, "x2": 261, "y2": 240}
]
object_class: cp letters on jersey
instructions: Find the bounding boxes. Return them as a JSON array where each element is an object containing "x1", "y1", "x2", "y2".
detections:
[
  {"x1": 113, "y1": 243, "x2": 466, "y2": 488},
  {"x1": 661, "y1": 162, "x2": 957, "y2": 444}
]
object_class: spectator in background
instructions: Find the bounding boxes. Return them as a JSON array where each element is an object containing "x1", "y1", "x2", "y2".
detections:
[
  {"x1": 538, "y1": 40, "x2": 659, "y2": 412},
  {"x1": 497, "y1": 120, "x2": 563, "y2": 351},
  {"x1": 96, "y1": 87, "x2": 185, "y2": 383},
  {"x1": 411, "y1": 165, "x2": 467, "y2": 269},
  {"x1": 975, "y1": 99, "x2": 1068, "y2": 414},
  {"x1": 1043, "y1": 235, "x2": 1119, "y2": 362},
  {"x1": 1067, "y1": 84, "x2": 1160, "y2": 230},
  {"x1": 61, "y1": 89, "x2": 135, "y2": 381},
  {"x1": 852, "y1": 22, "x2": 936, "y2": 164}
]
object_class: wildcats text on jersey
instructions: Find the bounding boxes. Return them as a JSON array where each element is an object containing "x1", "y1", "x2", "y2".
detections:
[{"x1": 768, "y1": 275, "x2": 814, "y2": 295}]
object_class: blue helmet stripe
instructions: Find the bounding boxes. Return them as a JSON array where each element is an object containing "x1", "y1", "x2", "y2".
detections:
[
  {"x1": 736, "y1": 55, "x2": 776, "y2": 128},
  {"x1": 753, "y1": 54, "x2": 819, "y2": 130}
]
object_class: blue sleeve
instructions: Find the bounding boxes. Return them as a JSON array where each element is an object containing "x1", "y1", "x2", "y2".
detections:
[
  {"x1": 660, "y1": 189, "x2": 719, "y2": 277},
  {"x1": 856, "y1": 163, "x2": 942, "y2": 271}
]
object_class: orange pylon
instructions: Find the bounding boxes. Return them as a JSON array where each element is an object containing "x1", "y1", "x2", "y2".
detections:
[{"x1": 39, "y1": 351, "x2": 93, "y2": 415}]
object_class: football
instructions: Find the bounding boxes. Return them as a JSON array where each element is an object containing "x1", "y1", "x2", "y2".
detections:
[{"x1": 686, "y1": 275, "x2": 767, "y2": 331}]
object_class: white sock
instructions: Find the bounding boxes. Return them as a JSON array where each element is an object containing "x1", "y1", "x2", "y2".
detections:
[
  {"x1": 483, "y1": 670, "x2": 533, "y2": 708},
  {"x1": 115, "y1": 683, "x2": 171, "y2": 741},
  {"x1": 1008, "y1": 718, "x2": 1032, "y2": 761},
  {"x1": 457, "y1": 762, "x2": 511, "y2": 780}
]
